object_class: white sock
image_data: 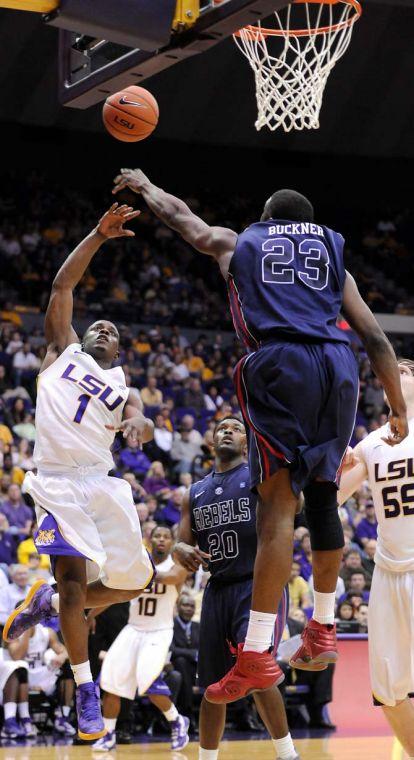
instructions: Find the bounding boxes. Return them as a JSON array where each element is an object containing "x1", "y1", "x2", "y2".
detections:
[
  {"x1": 244, "y1": 610, "x2": 277, "y2": 653},
  {"x1": 273, "y1": 733, "x2": 296, "y2": 759},
  {"x1": 4, "y1": 703, "x2": 17, "y2": 720},
  {"x1": 18, "y1": 702, "x2": 30, "y2": 719},
  {"x1": 51, "y1": 593, "x2": 60, "y2": 613},
  {"x1": 104, "y1": 718, "x2": 117, "y2": 733},
  {"x1": 199, "y1": 749, "x2": 219, "y2": 760},
  {"x1": 71, "y1": 661, "x2": 93, "y2": 686},
  {"x1": 163, "y1": 705, "x2": 179, "y2": 722},
  {"x1": 313, "y1": 591, "x2": 336, "y2": 625},
  {"x1": 62, "y1": 705, "x2": 71, "y2": 718}
]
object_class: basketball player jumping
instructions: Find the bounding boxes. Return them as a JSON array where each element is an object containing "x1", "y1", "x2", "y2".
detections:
[
  {"x1": 337, "y1": 358, "x2": 414, "y2": 759},
  {"x1": 93, "y1": 525, "x2": 189, "y2": 753},
  {"x1": 3, "y1": 203, "x2": 155, "y2": 739},
  {"x1": 113, "y1": 168, "x2": 407, "y2": 703},
  {"x1": 174, "y1": 416, "x2": 299, "y2": 760}
]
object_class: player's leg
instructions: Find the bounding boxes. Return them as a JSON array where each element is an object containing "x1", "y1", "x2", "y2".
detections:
[
  {"x1": 17, "y1": 667, "x2": 37, "y2": 738},
  {"x1": 253, "y1": 688, "x2": 298, "y2": 760},
  {"x1": 382, "y1": 699, "x2": 414, "y2": 757},
  {"x1": 289, "y1": 481, "x2": 344, "y2": 670},
  {"x1": 199, "y1": 698, "x2": 226, "y2": 759},
  {"x1": 1, "y1": 669, "x2": 26, "y2": 739},
  {"x1": 148, "y1": 694, "x2": 189, "y2": 750},
  {"x1": 55, "y1": 556, "x2": 105, "y2": 741},
  {"x1": 54, "y1": 664, "x2": 76, "y2": 736},
  {"x1": 138, "y1": 632, "x2": 190, "y2": 751},
  {"x1": 94, "y1": 625, "x2": 141, "y2": 751}
]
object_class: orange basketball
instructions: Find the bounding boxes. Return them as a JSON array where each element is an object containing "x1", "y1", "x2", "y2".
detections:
[{"x1": 103, "y1": 85, "x2": 159, "y2": 142}]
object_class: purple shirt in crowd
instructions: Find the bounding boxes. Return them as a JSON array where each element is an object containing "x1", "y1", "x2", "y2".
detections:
[
  {"x1": 0, "y1": 501, "x2": 33, "y2": 529},
  {"x1": 119, "y1": 448, "x2": 151, "y2": 476},
  {"x1": 355, "y1": 518, "x2": 378, "y2": 543}
]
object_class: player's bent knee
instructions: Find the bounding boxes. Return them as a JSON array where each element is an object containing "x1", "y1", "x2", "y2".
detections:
[
  {"x1": 304, "y1": 482, "x2": 344, "y2": 551},
  {"x1": 58, "y1": 579, "x2": 86, "y2": 609}
]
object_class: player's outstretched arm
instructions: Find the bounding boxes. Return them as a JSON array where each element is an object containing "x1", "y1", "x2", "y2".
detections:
[
  {"x1": 44, "y1": 203, "x2": 140, "y2": 366},
  {"x1": 113, "y1": 168, "x2": 237, "y2": 277},
  {"x1": 174, "y1": 489, "x2": 211, "y2": 572},
  {"x1": 342, "y1": 271, "x2": 408, "y2": 445},
  {"x1": 337, "y1": 443, "x2": 368, "y2": 506},
  {"x1": 155, "y1": 563, "x2": 188, "y2": 587}
]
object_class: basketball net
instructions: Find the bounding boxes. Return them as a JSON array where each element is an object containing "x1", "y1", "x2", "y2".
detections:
[{"x1": 233, "y1": 0, "x2": 362, "y2": 133}]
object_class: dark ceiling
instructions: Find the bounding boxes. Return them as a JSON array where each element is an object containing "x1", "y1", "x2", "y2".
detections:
[{"x1": 0, "y1": 1, "x2": 413, "y2": 157}]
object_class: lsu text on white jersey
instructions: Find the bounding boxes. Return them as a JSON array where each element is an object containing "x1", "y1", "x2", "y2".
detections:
[
  {"x1": 33, "y1": 343, "x2": 128, "y2": 472},
  {"x1": 359, "y1": 418, "x2": 414, "y2": 573},
  {"x1": 128, "y1": 555, "x2": 178, "y2": 632}
]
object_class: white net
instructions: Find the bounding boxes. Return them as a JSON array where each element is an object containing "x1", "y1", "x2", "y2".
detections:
[{"x1": 234, "y1": 0, "x2": 361, "y2": 133}]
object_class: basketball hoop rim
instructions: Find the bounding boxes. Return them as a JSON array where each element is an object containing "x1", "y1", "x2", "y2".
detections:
[{"x1": 234, "y1": 0, "x2": 362, "y2": 39}]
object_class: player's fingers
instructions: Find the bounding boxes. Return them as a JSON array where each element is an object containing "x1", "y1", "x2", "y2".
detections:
[
  {"x1": 122, "y1": 425, "x2": 132, "y2": 438},
  {"x1": 104, "y1": 424, "x2": 120, "y2": 431},
  {"x1": 112, "y1": 181, "x2": 127, "y2": 194},
  {"x1": 125, "y1": 210, "x2": 141, "y2": 220},
  {"x1": 121, "y1": 230, "x2": 135, "y2": 237},
  {"x1": 197, "y1": 550, "x2": 211, "y2": 559},
  {"x1": 108, "y1": 202, "x2": 118, "y2": 213}
]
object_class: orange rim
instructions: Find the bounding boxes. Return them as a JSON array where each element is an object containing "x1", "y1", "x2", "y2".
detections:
[{"x1": 234, "y1": 0, "x2": 362, "y2": 39}]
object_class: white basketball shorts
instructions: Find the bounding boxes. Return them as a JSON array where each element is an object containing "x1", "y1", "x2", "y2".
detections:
[
  {"x1": 368, "y1": 565, "x2": 414, "y2": 706},
  {"x1": 100, "y1": 624, "x2": 173, "y2": 699},
  {"x1": 25, "y1": 468, "x2": 153, "y2": 591}
]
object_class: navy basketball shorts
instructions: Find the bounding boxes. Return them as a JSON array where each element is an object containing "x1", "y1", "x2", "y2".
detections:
[
  {"x1": 198, "y1": 577, "x2": 289, "y2": 688},
  {"x1": 233, "y1": 341, "x2": 359, "y2": 495}
]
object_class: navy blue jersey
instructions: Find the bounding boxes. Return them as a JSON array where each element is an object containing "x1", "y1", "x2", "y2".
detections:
[
  {"x1": 227, "y1": 219, "x2": 348, "y2": 350},
  {"x1": 189, "y1": 462, "x2": 256, "y2": 582}
]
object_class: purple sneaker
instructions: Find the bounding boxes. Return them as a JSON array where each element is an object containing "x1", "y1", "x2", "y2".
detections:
[
  {"x1": 1, "y1": 717, "x2": 26, "y2": 739},
  {"x1": 2, "y1": 580, "x2": 55, "y2": 642},
  {"x1": 171, "y1": 714, "x2": 190, "y2": 751},
  {"x1": 76, "y1": 683, "x2": 106, "y2": 741}
]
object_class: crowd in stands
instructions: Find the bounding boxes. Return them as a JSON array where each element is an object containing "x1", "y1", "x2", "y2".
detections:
[{"x1": 0, "y1": 174, "x2": 413, "y2": 737}]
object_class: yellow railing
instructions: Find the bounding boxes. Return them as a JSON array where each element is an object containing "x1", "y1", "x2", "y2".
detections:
[{"x1": 0, "y1": 1, "x2": 58, "y2": 10}]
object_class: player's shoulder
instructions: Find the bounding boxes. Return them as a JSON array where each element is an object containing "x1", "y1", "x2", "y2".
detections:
[
  {"x1": 189, "y1": 473, "x2": 212, "y2": 499},
  {"x1": 156, "y1": 554, "x2": 174, "y2": 572},
  {"x1": 358, "y1": 426, "x2": 388, "y2": 455}
]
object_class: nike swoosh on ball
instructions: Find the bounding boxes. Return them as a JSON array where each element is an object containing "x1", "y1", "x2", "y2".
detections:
[{"x1": 119, "y1": 97, "x2": 146, "y2": 107}]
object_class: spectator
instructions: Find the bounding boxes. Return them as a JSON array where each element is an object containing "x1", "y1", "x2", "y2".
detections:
[
  {"x1": 0, "y1": 564, "x2": 31, "y2": 625},
  {"x1": 12, "y1": 412, "x2": 36, "y2": 442},
  {"x1": 118, "y1": 435, "x2": 152, "y2": 477},
  {"x1": 161, "y1": 488, "x2": 185, "y2": 527},
  {"x1": 355, "y1": 501, "x2": 378, "y2": 546},
  {"x1": 171, "y1": 353, "x2": 190, "y2": 383},
  {"x1": 135, "y1": 502, "x2": 150, "y2": 525},
  {"x1": 171, "y1": 430, "x2": 203, "y2": 476},
  {"x1": 143, "y1": 461, "x2": 171, "y2": 497},
  {"x1": 183, "y1": 347, "x2": 205, "y2": 376},
  {"x1": 294, "y1": 532, "x2": 313, "y2": 581},
  {"x1": 150, "y1": 415, "x2": 173, "y2": 465},
  {"x1": 336, "y1": 601, "x2": 355, "y2": 622},
  {"x1": 354, "y1": 602, "x2": 368, "y2": 633},
  {"x1": 0, "y1": 452, "x2": 25, "y2": 486},
  {"x1": 12, "y1": 342, "x2": 40, "y2": 388},
  {"x1": 27, "y1": 552, "x2": 52, "y2": 583},
  {"x1": 0, "y1": 484, "x2": 33, "y2": 536},
  {"x1": 180, "y1": 415, "x2": 203, "y2": 447},
  {"x1": 340, "y1": 571, "x2": 370, "y2": 604},
  {"x1": 362, "y1": 377, "x2": 385, "y2": 418},
  {"x1": 362, "y1": 539, "x2": 377, "y2": 579},
  {"x1": 288, "y1": 561, "x2": 312, "y2": 610},
  {"x1": 122, "y1": 472, "x2": 147, "y2": 502},
  {"x1": 171, "y1": 594, "x2": 200, "y2": 722},
  {"x1": 182, "y1": 378, "x2": 206, "y2": 413},
  {"x1": 339, "y1": 549, "x2": 364, "y2": 585},
  {"x1": 0, "y1": 512, "x2": 16, "y2": 568},
  {"x1": 15, "y1": 439, "x2": 34, "y2": 472},
  {"x1": 141, "y1": 376, "x2": 163, "y2": 408}
]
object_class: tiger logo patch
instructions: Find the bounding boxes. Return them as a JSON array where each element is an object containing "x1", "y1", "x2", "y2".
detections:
[{"x1": 35, "y1": 529, "x2": 56, "y2": 547}]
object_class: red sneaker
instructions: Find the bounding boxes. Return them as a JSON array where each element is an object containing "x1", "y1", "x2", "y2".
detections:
[
  {"x1": 289, "y1": 619, "x2": 338, "y2": 671},
  {"x1": 205, "y1": 644, "x2": 285, "y2": 705}
]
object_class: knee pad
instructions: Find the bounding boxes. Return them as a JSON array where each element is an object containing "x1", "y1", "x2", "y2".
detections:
[{"x1": 303, "y1": 482, "x2": 344, "y2": 551}]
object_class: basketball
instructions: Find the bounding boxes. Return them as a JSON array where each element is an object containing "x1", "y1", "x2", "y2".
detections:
[{"x1": 102, "y1": 86, "x2": 159, "y2": 142}]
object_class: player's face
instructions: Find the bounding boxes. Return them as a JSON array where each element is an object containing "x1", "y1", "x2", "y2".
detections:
[
  {"x1": 214, "y1": 419, "x2": 246, "y2": 459},
  {"x1": 151, "y1": 528, "x2": 173, "y2": 557},
  {"x1": 82, "y1": 321, "x2": 120, "y2": 364}
]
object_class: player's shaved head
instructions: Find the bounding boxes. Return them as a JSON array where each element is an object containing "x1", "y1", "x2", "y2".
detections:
[
  {"x1": 261, "y1": 189, "x2": 314, "y2": 223},
  {"x1": 81, "y1": 320, "x2": 120, "y2": 367},
  {"x1": 213, "y1": 416, "x2": 246, "y2": 463}
]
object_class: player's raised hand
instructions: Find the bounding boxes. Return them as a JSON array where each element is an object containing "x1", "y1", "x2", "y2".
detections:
[
  {"x1": 173, "y1": 542, "x2": 210, "y2": 573},
  {"x1": 113, "y1": 168, "x2": 150, "y2": 195},
  {"x1": 96, "y1": 202, "x2": 141, "y2": 239},
  {"x1": 382, "y1": 412, "x2": 409, "y2": 446}
]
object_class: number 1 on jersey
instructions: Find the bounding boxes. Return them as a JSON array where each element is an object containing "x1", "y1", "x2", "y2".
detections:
[{"x1": 74, "y1": 393, "x2": 91, "y2": 424}]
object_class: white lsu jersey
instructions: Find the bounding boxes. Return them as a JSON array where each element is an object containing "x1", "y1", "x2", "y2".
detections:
[
  {"x1": 33, "y1": 343, "x2": 128, "y2": 472},
  {"x1": 128, "y1": 555, "x2": 178, "y2": 632},
  {"x1": 359, "y1": 418, "x2": 414, "y2": 573}
]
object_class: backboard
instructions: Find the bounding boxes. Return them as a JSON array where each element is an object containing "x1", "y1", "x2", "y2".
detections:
[{"x1": 56, "y1": 0, "x2": 292, "y2": 108}]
